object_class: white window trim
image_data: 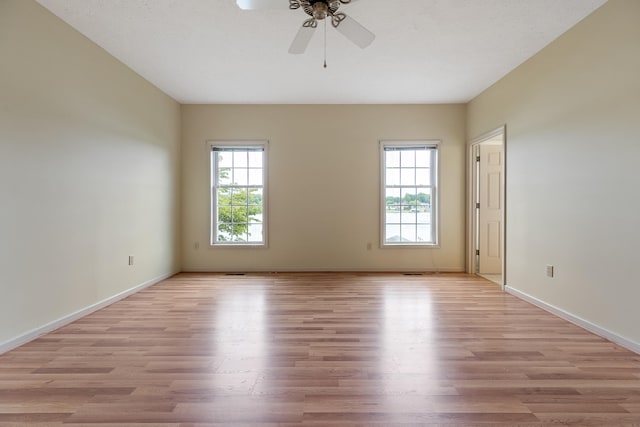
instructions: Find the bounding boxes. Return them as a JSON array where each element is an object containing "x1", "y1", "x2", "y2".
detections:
[
  {"x1": 379, "y1": 140, "x2": 440, "y2": 248},
  {"x1": 209, "y1": 140, "x2": 269, "y2": 248}
]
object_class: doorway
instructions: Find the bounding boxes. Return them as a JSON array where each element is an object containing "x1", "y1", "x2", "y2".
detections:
[{"x1": 468, "y1": 127, "x2": 505, "y2": 287}]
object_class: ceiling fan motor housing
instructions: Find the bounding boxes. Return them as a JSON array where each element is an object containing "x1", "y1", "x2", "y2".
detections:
[{"x1": 312, "y1": 2, "x2": 328, "y2": 19}]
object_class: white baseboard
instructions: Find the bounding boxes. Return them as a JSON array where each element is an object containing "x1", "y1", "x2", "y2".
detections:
[
  {"x1": 0, "y1": 271, "x2": 177, "y2": 355},
  {"x1": 506, "y1": 286, "x2": 640, "y2": 355}
]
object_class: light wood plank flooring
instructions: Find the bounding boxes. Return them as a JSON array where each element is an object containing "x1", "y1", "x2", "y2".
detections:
[{"x1": 1, "y1": 273, "x2": 640, "y2": 426}]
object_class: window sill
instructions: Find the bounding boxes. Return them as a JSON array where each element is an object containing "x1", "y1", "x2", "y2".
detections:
[
  {"x1": 210, "y1": 243, "x2": 268, "y2": 249},
  {"x1": 381, "y1": 243, "x2": 440, "y2": 249}
]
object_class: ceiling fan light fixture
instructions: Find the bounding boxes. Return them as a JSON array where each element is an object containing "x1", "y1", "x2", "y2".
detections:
[{"x1": 312, "y1": 2, "x2": 328, "y2": 20}]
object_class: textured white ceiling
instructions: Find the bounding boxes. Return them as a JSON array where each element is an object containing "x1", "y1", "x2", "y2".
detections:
[{"x1": 35, "y1": 0, "x2": 607, "y2": 104}]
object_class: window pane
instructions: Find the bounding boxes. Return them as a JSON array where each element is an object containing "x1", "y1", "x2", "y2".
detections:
[
  {"x1": 386, "y1": 208, "x2": 401, "y2": 226},
  {"x1": 232, "y1": 231, "x2": 246, "y2": 242},
  {"x1": 400, "y1": 150, "x2": 416, "y2": 168},
  {"x1": 232, "y1": 206, "x2": 247, "y2": 223},
  {"x1": 401, "y1": 150, "x2": 416, "y2": 167},
  {"x1": 401, "y1": 224, "x2": 417, "y2": 242},
  {"x1": 232, "y1": 188, "x2": 247, "y2": 204},
  {"x1": 234, "y1": 151, "x2": 248, "y2": 167},
  {"x1": 247, "y1": 205, "x2": 261, "y2": 223},
  {"x1": 234, "y1": 168, "x2": 248, "y2": 186},
  {"x1": 415, "y1": 150, "x2": 430, "y2": 168},
  {"x1": 401, "y1": 188, "x2": 417, "y2": 206},
  {"x1": 249, "y1": 206, "x2": 263, "y2": 223},
  {"x1": 217, "y1": 205, "x2": 232, "y2": 222},
  {"x1": 386, "y1": 151, "x2": 400, "y2": 168},
  {"x1": 401, "y1": 210, "x2": 416, "y2": 223},
  {"x1": 400, "y1": 168, "x2": 415, "y2": 186},
  {"x1": 386, "y1": 168, "x2": 400, "y2": 186},
  {"x1": 416, "y1": 210, "x2": 431, "y2": 224},
  {"x1": 218, "y1": 167, "x2": 232, "y2": 185},
  {"x1": 416, "y1": 168, "x2": 431, "y2": 186},
  {"x1": 248, "y1": 224, "x2": 263, "y2": 242},
  {"x1": 248, "y1": 151, "x2": 263, "y2": 168},
  {"x1": 386, "y1": 224, "x2": 401, "y2": 242},
  {"x1": 416, "y1": 188, "x2": 431, "y2": 208},
  {"x1": 417, "y1": 225, "x2": 431, "y2": 242},
  {"x1": 247, "y1": 188, "x2": 263, "y2": 206},
  {"x1": 217, "y1": 189, "x2": 232, "y2": 206},
  {"x1": 217, "y1": 224, "x2": 232, "y2": 242},
  {"x1": 385, "y1": 188, "x2": 400, "y2": 206},
  {"x1": 218, "y1": 153, "x2": 232, "y2": 168},
  {"x1": 248, "y1": 168, "x2": 263, "y2": 186}
]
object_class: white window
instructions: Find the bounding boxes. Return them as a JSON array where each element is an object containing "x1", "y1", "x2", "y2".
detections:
[
  {"x1": 381, "y1": 141, "x2": 438, "y2": 246},
  {"x1": 210, "y1": 142, "x2": 267, "y2": 246}
]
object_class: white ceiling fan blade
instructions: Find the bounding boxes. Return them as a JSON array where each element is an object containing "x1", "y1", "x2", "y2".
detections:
[
  {"x1": 288, "y1": 25, "x2": 315, "y2": 54},
  {"x1": 335, "y1": 15, "x2": 375, "y2": 49},
  {"x1": 236, "y1": 0, "x2": 289, "y2": 10}
]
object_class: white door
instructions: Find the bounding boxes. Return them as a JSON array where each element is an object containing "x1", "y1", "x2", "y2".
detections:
[{"x1": 478, "y1": 143, "x2": 503, "y2": 274}]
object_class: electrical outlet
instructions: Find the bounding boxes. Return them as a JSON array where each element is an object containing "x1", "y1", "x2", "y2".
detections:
[
  {"x1": 366, "y1": 243, "x2": 372, "y2": 251},
  {"x1": 546, "y1": 265, "x2": 554, "y2": 278},
  {"x1": 128, "y1": 255, "x2": 134, "y2": 266},
  {"x1": 194, "y1": 242, "x2": 200, "y2": 250}
]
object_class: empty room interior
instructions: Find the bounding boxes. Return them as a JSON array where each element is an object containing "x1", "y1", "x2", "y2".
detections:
[{"x1": 1, "y1": 0, "x2": 640, "y2": 425}]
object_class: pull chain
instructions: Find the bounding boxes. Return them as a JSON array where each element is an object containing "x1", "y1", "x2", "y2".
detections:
[{"x1": 323, "y1": 19, "x2": 327, "y2": 68}]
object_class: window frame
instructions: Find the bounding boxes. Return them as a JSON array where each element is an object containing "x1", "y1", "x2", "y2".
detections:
[
  {"x1": 209, "y1": 140, "x2": 268, "y2": 247},
  {"x1": 380, "y1": 140, "x2": 440, "y2": 248}
]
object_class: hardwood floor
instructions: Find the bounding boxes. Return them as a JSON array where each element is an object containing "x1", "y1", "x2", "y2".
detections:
[{"x1": 1, "y1": 272, "x2": 640, "y2": 426}]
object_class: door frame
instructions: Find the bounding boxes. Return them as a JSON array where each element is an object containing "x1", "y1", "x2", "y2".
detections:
[{"x1": 467, "y1": 126, "x2": 507, "y2": 288}]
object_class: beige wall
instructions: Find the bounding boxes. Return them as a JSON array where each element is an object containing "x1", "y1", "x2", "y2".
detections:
[
  {"x1": 0, "y1": 1, "x2": 181, "y2": 346},
  {"x1": 467, "y1": 0, "x2": 640, "y2": 345},
  {"x1": 182, "y1": 105, "x2": 466, "y2": 271}
]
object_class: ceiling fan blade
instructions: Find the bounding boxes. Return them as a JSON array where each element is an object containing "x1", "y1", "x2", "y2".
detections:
[
  {"x1": 288, "y1": 24, "x2": 316, "y2": 54},
  {"x1": 335, "y1": 15, "x2": 375, "y2": 49},
  {"x1": 236, "y1": 0, "x2": 290, "y2": 10}
]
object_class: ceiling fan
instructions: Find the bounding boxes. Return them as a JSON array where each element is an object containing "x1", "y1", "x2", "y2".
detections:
[{"x1": 236, "y1": 0, "x2": 375, "y2": 55}]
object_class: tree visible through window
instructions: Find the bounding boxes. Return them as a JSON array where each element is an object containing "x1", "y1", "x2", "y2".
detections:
[
  {"x1": 211, "y1": 144, "x2": 266, "y2": 245},
  {"x1": 382, "y1": 142, "x2": 438, "y2": 246}
]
